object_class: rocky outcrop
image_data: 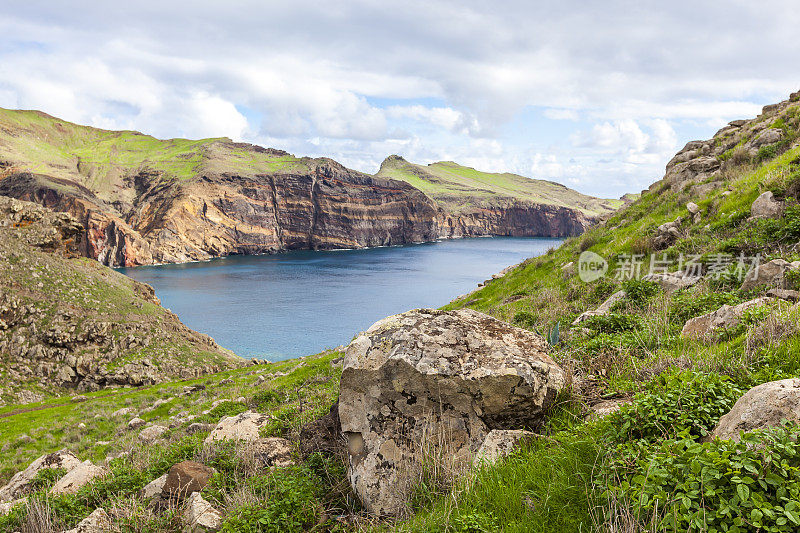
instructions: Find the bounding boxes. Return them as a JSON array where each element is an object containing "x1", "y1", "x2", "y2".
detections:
[
  {"x1": 658, "y1": 91, "x2": 800, "y2": 194},
  {"x1": 339, "y1": 308, "x2": 565, "y2": 516},
  {"x1": 643, "y1": 272, "x2": 701, "y2": 293},
  {"x1": 712, "y1": 379, "x2": 800, "y2": 442}
]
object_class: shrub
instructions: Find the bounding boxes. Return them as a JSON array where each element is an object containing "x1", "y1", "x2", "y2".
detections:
[
  {"x1": 777, "y1": 201, "x2": 800, "y2": 242},
  {"x1": 583, "y1": 313, "x2": 640, "y2": 334},
  {"x1": 608, "y1": 425, "x2": 800, "y2": 532},
  {"x1": 757, "y1": 144, "x2": 780, "y2": 162},
  {"x1": 607, "y1": 370, "x2": 742, "y2": 442},
  {"x1": 512, "y1": 311, "x2": 537, "y2": 330},
  {"x1": 619, "y1": 279, "x2": 660, "y2": 309},
  {"x1": 669, "y1": 291, "x2": 742, "y2": 323}
]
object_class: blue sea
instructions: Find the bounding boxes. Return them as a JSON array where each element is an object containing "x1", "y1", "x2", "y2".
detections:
[{"x1": 117, "y1": 237, "x2": 560, "y2": 360}]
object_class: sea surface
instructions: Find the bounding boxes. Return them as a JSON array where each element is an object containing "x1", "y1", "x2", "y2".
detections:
[{"x1": 117, "y1": 237, "x2": 561, "y2": 360}]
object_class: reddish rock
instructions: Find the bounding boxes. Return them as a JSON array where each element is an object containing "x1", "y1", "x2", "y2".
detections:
[{"x1": 162, "y1": 461, "x2": 215, "y2": 500}]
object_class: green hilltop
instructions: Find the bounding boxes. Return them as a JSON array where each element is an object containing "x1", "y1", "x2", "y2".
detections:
[{"x1": 376, "y1": 154, "x2": 622, "y2": 215}]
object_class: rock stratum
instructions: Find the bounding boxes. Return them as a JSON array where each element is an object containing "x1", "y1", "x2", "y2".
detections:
[
  {"x1": 0, "y1": 196, "x2": 242, "y2": 401},
  {"x1": 0, "y1": 109, "x2": 618, "y2": 266}
]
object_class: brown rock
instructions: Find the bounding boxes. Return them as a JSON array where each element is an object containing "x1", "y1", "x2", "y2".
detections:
[
  {"x1": 712, "y1": 379, "x2": 800, "y2": 442},
  {"x1": 162, "y1": 461, "x2": 215, "y2": 500}
]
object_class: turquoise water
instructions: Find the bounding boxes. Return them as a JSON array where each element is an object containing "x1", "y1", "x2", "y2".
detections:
[{"x1": 117, "y1": 237, "x2": 561, "y2": 360}]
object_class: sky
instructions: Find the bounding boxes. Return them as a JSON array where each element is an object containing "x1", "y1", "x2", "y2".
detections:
[{"x1": 0, "y1": 1, "x2": 798, "y2": 198}]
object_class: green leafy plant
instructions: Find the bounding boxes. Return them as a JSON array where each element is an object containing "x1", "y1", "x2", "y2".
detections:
[
  {"x1": 607, "y1": 370, "x2": 742, "y2": 442},
  {"x1": 584, "y1": 313, "x2": 640, "y2": 334},
  {"x1": 607, "y1": 425, "x2": 800, "y2": 532}
]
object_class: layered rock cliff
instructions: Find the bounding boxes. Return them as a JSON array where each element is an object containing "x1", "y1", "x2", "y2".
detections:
[
  {"x1": 0, "y1": 109, "x2": 617, "y2": 266},
  {"x1": 0, "y1": 196, "x2": 243, "y2": 400}
]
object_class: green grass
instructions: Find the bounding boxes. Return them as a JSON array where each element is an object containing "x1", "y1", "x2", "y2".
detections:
[{"x1": 376, "y1": 156, "x2": 621, "y2": 216}]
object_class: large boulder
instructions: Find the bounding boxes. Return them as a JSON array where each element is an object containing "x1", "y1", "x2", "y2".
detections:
[
  {"x1": 0, "y1": 450, "x2": 82, "y2": 502},
  {"x1": 51, "y1": 461, "x2": 108, "y2": 495},
  {"x1": 749, "y1": 191, "x2": 784, "y2": 220},
  {"x1": 204, "y1": 411, "x2": 270, "y2": 443},
  {"x1": 339, "y1": 308, "x2": 566, "y2": 516},
  {"x1": 712, "y1": 379, "x2": 800, "y2": 442},
  {"x1": 741, "y1": 259, "x2": 800, "y2": 292},
  {"x1": 681, "y1": 297, "x2": 773, "y2": 342}
]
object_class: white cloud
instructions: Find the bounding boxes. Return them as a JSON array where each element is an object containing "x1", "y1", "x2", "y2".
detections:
[{"x1": 0, "y1": 1, "x2": 799, "y2": 197}]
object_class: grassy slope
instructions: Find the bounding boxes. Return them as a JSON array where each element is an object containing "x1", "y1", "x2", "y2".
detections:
[
  {"x1": 376, "y1": 156, "x2": 622, "y2": 216},
  {"x1": 0, "y1": 199, "x2": 240, "y2": 403},
  {"x1": 0, "y1": 109, "x2": 313, "y2": 197}
]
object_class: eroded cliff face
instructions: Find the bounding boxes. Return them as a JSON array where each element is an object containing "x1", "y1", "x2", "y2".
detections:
[{"x1": 0, "y1": 110, "x2": 609, "y2": 266}]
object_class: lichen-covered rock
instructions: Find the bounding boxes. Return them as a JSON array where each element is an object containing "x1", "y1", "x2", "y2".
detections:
[
  {"x1": 339, "y1": 308, "x2": 565, "y2": 516},
  {"x1": 250, "y1": 437, "x2": 294, "y2": 468},
  {"x1": 712, "y1": 379, "x2": 800, "y2": 442},
  {"x1": 204, "y1": 411, "x2": 270, "y2": 443},
  {"x1": 472, "y1": 429, "x2": 535, "y2": 466},
  {"x1": 681, "y1": 297, "x2": 774, "y2": 342},
  {"x1": 141, "y1": 473, "x2": 167, "y2": 504},
  {"x1": 0, "y1": 450, "x2": 81, "y2": 502},
  {"x1": 652, "y1": 217, "x2": 683, "y2": 249},
  {"x1": 51, "y1": 460, "x2": 108, "y2": 495}
]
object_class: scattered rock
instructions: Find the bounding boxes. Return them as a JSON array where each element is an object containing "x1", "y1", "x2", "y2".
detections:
[
  {"x1": 162, "y1": 461, "x2": 215, "y2": 500},
  {"x1": 63, "y1": 508, "x2": 110, "y2": 533},
  {"x1": 71, "y1": 395, "x2": 88, "y2": 403},
  {"x1": 0, "y1": 498, "x2": 25, "y2": 516},
  {"x1": 141, "y1": 474, "x2": 167, "y2": 504},
  {"x1": 51, "y1": 461, "x2": 108, "y2": 495},
  {"x1": 712, "y1": 379, "x2": 800, "y2": 442},
  {"x1": 587, "y1": 399, "x2": 631, "y2": 420},
  {"x1": 643, "y1": 272, "x2": 701, "y2": 293},
  {"x1": 653, "y1": 217, "x2": 683, "y2": 250},
  {"x1": 681, "y1": 297, "x2": 774, "y2": 342},
  {"x1": 182, "y1": 492, "x2": 222, "y2": 532},
  {"x1": 128, "y1": 417, "x2": 146, "y2": 430},
  {"x1": 472, "y1": 429, "x2": 535, "y2": 467},
  {"x1": 0, "y1": 450, "x2": 82, "y2": 502},
  {"x1": 749, "y1": 191, "x2": 784, "y2": 220},
  {"x1": 204, "y1": 411, "x2": 270, "y2": 443},
  {"x1": 111, "y1": 407, "x2": 135, "y2": 417},
  {"x1": 767, "y1": 288, "x2": 800, "y2": 303},
  {"x1": 139, "y1": 425, "x2": 168, "y2": 442},
  {"x1": 250, "y1": 437, "x2": 294, "y2": 468},
  {"x1": 573, "y1": 290, "x2": 626, "y2": 325},
  {"x1": 686, "y1": 202, "x2": 701, "y2": 223},
  {"x1": 186, "y1": 422, "x2": 213, "y2": 435},
  {"x1": 741, "y1": 259, "x2": 800, "y2": 292},
  {"x1": 561, "y1": 261, "x2": 575, "y2": 277},
  {"x1": 339, "y1": 308, "x2": 565, "y2": 516}
]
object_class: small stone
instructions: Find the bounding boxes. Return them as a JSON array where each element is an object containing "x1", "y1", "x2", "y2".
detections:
[
  {"x1": 71, "y1": 395, "x2": 88, "y2": 403},
  {"x1": 473, "y1": 429, "x2": 535, "y2": 467},
  {"x1": 141, "y1": 473, "x2": 167, "y2": 504}
]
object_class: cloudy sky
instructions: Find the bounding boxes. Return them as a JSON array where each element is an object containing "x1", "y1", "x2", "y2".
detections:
[{"x1": 1, "y1": 1, "x2": 798, "y2": 197}]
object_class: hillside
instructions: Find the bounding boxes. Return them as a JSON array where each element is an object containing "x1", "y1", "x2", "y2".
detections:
[
  {"x1": 377, "y1": 155, "x2": 620, "y2": 216},
  {"x1": 2, "y1": 92, "x2": 799, "y2": 532},
  {"x1": 0, "y1": 197, "x2": 242, "y2": 404},
  {"x1": 0, "y1": 109, "x2": 616, "y2": 267}
]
